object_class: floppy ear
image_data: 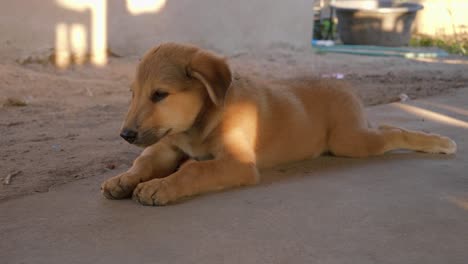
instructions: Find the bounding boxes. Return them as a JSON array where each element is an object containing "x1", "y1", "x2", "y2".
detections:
[{"x1": 187, "y1": 50, "x2": 232, "y2": 106}]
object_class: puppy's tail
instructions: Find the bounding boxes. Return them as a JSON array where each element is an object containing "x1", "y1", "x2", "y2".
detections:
[{"x1": 378, "y1": 124, "x2": 457, "y2": 154}]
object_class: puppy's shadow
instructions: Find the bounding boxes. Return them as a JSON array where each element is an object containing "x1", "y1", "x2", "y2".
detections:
[
  {"x1": 173, "y1": 151, "x2": 455, "y2": 206},
  {"x1": 258, "y1": 151, "x2": 455, "y2": 185}
]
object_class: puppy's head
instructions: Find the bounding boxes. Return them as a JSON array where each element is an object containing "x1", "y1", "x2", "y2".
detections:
[{"x1": 120, "y1": 43, "x2": 232, "y2": 147}]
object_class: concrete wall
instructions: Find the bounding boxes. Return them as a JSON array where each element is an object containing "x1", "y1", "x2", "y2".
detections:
[{"x1": 0, "y1": 0, "x2": 315, "y2": 63}]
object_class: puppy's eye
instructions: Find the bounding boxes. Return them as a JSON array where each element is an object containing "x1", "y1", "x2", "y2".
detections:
[{"x1": 151, "y1": 91, "x2": 169, "y2": 103}]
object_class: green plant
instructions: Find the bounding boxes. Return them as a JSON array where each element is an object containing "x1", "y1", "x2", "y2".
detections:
[{"x1": 410, "y1": 35, "x2": 468, "y2": 56}]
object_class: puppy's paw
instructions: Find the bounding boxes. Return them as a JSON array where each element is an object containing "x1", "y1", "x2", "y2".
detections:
[
  {"x1": 132, "y1": 179, "x2": 175, "y2": 206},
  {"x1": 101, "y1": 173, "x2": 139, "y2": 199}
]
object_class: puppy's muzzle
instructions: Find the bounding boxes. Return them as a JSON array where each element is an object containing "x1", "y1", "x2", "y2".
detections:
[{"x1": 120, "y1": 129, "x2": 138, "y2": 143}]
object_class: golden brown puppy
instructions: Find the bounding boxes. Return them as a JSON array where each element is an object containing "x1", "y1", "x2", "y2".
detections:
[{"x1": 101, "y1": 43, "x2": 457, "y2": 206}]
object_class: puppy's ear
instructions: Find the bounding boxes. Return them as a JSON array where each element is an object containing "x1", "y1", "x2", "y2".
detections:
[{"x1": 187, "y1": 50, "x2": 232, "y2": 106}]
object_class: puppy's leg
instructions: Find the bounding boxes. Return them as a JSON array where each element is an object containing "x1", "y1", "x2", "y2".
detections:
[
  {"x1": 132, "y1": 159, "x2": 260, "y2": 206},
  {"x1": 328, "y1": 125, "x2": 457, "y2": 158},
  {"x1": 101, "y1": 142, "x2": 184, "y2": 199}
]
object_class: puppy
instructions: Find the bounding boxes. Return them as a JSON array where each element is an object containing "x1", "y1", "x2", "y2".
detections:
[{"x1": 101, "y1": 43, "x2": 457, "y2": 206}]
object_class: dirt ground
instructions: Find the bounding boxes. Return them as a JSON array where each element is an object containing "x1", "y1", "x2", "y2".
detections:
[{"x1": 1, "y1": 46, "x2": 467, "y2": 202}]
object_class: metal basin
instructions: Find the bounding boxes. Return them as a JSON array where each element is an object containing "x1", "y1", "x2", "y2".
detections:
[{"x1": 332, "y1": 1, "x2": 423, "y2": 46}]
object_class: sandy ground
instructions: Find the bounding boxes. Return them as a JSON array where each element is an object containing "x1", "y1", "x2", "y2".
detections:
[{"x1": 1, "y1": 46, "x2": 467, "y2": 202}]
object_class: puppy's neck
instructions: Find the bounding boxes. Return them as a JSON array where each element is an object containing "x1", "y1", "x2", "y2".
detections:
[
  {"x1": 186, "y1": 101, "x2": 222, "y2": 142},
  {"x1": 167, "y1": 103, "x2": 221, "y2": 160}
]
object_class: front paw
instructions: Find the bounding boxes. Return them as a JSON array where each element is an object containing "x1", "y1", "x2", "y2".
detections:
[
  {"x1": 101, "y1": 173, "x2": 139, "y2": 199},
  {"x1": 132, "y1": 179, "x2": 176, "y2": 206}
]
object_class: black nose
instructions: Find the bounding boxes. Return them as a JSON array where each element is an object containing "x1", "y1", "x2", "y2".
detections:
[{"x1": 120, "y1": 129, "x2": 138, "y2": 143}]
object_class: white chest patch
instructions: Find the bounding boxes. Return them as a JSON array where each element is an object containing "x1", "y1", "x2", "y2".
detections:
[{"x1": 172, "y1": 133, "x2": 212, "y2": 161}]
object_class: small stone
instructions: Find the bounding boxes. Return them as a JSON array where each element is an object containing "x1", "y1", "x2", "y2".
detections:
[
  {"x1": 399, "y1": 93, "x2": 409, "y2": 102},
  {"x1": 105, "y1": 163, "x2": 116, "y2": 170},
  {"x1": 3, "y1": 98, "x2": 27, "y2": 107}
]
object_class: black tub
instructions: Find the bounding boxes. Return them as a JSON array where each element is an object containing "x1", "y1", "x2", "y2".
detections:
[{"x1": 331, "y1": 1, "x2": 423, "y2": 46}]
